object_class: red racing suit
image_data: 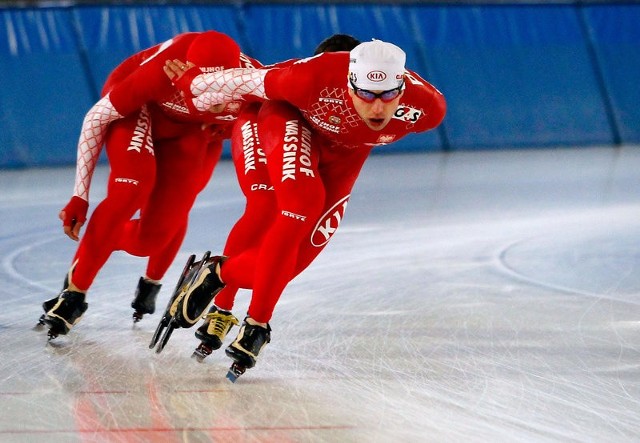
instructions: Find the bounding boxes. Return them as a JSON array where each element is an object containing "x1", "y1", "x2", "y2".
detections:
[
  {"x1": 186, "y1": 52, "x2": 446, "y2": 323},
  {"x1": 64, "y1": 31, "x2": 260, "y2": 290}
]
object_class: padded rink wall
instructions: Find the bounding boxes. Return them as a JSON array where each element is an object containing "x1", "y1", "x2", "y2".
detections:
[{"x1": 0, "y1": 2, "x2": 638, "y2": 168}]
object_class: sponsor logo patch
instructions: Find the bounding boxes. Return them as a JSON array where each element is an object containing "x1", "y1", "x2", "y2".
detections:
[
  {"x1": 367, "y1": 71, "x2": 387, "y2": 82},
  {"x1": 200, "y1": 66, "x2": 225, "y2": 73},
  {"x1": 376, "y1": 134, "x2": 396, "y2": 144},
  {"x1": 250, "y1": 183, "x2": 274, "y2": 191},
  {"x1": 319, "y1": 97, "x2": 344, "y2": 105},
  {"x1": 114, "y1": 177, "x2": 139, "y2": 186},
  {"x1": 282, "y1": 210, "x2": 306, "y2": 221},
  {"x1": 311, "y1": 195, "x2": 350, "y2": 247},
  {"x1": 394, "y1": 106, "x2": 423, "y2": 123}
]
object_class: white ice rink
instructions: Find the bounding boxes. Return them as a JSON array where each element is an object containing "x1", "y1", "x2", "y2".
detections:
[{"x1": 0, "y1": 146, "x2": 639, "y2": 442}]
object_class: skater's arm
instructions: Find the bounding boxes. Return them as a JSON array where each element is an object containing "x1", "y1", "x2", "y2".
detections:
[
  {"x1": 163, "y1": 62, "x2": 269, "y2": 112},
  {"x1": 166, "y1": 62, "x2": 316, "y2": 112},
  {"x1": 60, "y1": 94, "x2": 123, "y2": 241}
]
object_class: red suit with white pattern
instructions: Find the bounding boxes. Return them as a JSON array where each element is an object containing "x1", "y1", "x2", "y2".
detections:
[
  {"x1": 63, "y1": 31, "x2": 259, "y2": 291},
  {"x1": 189, "y1": 52, "x2": 446, "y2": 323}
]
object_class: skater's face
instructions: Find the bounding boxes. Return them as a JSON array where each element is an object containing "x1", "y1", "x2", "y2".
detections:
[{"x1": 348, "y1": 80, "x2": 404, "y2": 131}]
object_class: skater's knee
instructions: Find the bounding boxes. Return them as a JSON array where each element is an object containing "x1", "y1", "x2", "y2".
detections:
[
  {"x1": 275, "y1": 180, "x2": 325, "y2": 223},
  {"x1": 136, "y1": 221, "x2": 186, "y2": 256},
  {"x1": 101, "y1": 184, "x2": 149, "y2": 218}
]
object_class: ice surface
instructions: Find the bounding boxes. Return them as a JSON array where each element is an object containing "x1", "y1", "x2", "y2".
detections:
[{"x1": 0, "y1": 146, "x2": 639, "y2": 442}]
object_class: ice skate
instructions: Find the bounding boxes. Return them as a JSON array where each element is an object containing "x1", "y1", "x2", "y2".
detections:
[
  {"x1": 42, "y1": 290, "x2": 88, "y2": 340},
  {"x1": 150, "y1": 253, "x2": 198, "y2": 352},
  {"x1": 169, "y1": 255, "x2": 225, "y2": 328},
  {"x1": 150, "y1": 252, "x2": 226, "y2": 353},
  {"x1": 192, "y1": 306, "x2": 239, "y2": 362},
  {"x1": 131, "y1": 277, "x2": 162, "y2": 323},
  {"x1": 225, "y1": 317, "x2": 271, "y2": 382},
  {"x1": 35, "y1": 270, "x2": 75, "y2": 329}
]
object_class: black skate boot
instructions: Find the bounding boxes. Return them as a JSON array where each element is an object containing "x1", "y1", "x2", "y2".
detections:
[
  {"x1": 225, "y1": 317, "x2": 271, "y2": 382},
  {"x1": 169, "y1": 256, "x2": 226, "y2": 328},
  {"x1": 42, "y1": 290, "x2": 88, "y2": 340},
  {"x1": 36, "y1": 270, "x2": 75, "y2": 328},
  {"x1": 192, "y1": 306, "x2": 239, "y2": 362},
  {"x1": 131, "y1": 277, "x2": 162, "y2": 323}
]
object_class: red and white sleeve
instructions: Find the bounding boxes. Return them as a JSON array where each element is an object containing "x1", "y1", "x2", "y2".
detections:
[
  {"x1": 189, "y1": 68, "x2": 269, "y2": 111},
  {"x1": 73, "y1": 94, "x2": 123, "y2": 202}
]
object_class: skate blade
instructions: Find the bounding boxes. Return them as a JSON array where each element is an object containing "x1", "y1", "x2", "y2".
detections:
[
  {"x1": 42, "y1": 317, "x2": 68, "y2": 340},
  {"x1": 132, "y1": 311, "x2": 144, "y2": 323},
  {"x1": 155, "y1": 320, "x2": 176, "y2": 354},
  {"x1": 33, "y1": 315, "x2": 47, "y2": 331},
  {"x1": 47, "y1": 329, "x2": 61, "y2": 340},
  {"x1": 149, "y1": 315, "x2": 171, "y2": 349},
  {"x1": 191, "y1": 350, "x2": 206, "y2": 362},
  {"x1": 192, "y1": 344, "x2": 212, "y2": 362},
  {"x1": 34, "y1": 311, "x2": 55, "y2": 330},
  {"x1": 226, "y1": 363, "x2": 246, "y2": 383}
]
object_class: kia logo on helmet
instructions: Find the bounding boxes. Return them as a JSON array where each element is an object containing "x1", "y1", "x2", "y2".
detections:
[{"x1": 367, "y1": 71, "x2": 387, "y2": 82}]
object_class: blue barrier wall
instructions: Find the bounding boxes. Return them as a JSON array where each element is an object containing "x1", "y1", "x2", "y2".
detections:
[
  {"x1": 73, "y1": 5, "x2": 244, "y2": 95},
  {"x1": 414, "y1": 5, "x2": 614, "y2": 149},
  {"x1": 0, "y1": 8, "x2": 94, "y2": 167},
  {"x1": 0, "y1": 3, "x2": 638, "y2": 168},
  {"x1": 583, "y1": 4, "x2": 640, "y2": 143}
]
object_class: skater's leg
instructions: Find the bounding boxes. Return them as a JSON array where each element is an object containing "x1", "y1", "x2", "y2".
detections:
[
  {"x1": 293, "y1": 144, "x2": 372, "y2": 276},
  {"x1": 244, "y1": 102, "x2": 324, "y2": 324},
  {"x1": 120, "y1": 131, "x2": 220, "y2": 266},
  {"x1": 215, "y1": 103, "x2": 276, "y2": 289},
  {"x1": 219, "y1": 102, "x2": 324, "y2": 299},
  {"x1": 225, "y1": 103, "x2": 277, "y2": 256},
  {"x1": 129, "y1": 132, "x2": 221, "y2": 321},
  {"x1": 70, "y1": 109, "x2": 156, "y2": 291},
  {"x1": 221, "y1": 106, "x2": 372, "y2": 378},
  {"x1": 192, "y1": 103, "x2": 274, "y2": 346},
  {"x1": 220, "y1": 102, "x2": 322, "y2": 377},
  {"x1": 192, "y1": 104, "x2": 279, "y2": 359},
  {"x1": 42, "y1": 110, "x2": 155, "y2": 337},
  {"x1": 211, "y1": 286, "x2": 239, "y2": 311}
]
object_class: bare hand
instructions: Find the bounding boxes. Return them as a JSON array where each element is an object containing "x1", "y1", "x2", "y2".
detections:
[
  {"x1": 163, "y1": 59, "x2": 195, "y2": 81},
  {"x1": 59, "y1": 209, "x2": 84, "y2": 241},
  {"x1": 59, "y1": 196, "x2": 88, "y2": 241}
]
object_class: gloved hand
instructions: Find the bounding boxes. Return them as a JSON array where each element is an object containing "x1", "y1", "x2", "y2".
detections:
[{"x1": 59, "y1": 196, "x2": 89, "y2": 241}]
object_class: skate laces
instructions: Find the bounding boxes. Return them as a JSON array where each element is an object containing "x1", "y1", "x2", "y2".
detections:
[{"x1": 206, "y1": 310, "x2": 239, "y2": 337}]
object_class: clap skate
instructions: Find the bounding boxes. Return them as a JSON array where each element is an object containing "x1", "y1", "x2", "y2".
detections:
[
  {"x1": 131, "y1": 277, "x2": 162, "y2": 323},
  {"x1": 192, "y1": 306, "x2": 239, "y2": 362},
  {"x1": 225, "y1": 317, "x2": 271, "y2": 382},
  {"x1": 35, "y1": 273, "x2": 72, "y2": 329},
  {"x1": 149, "y1": 253, "x2": 198, "y2": 352},
  {"x1": 149, "y1": 252, "x2": 226, "y2": 353},
  {"x1": 41, "y1": 290, "x2": 88, "y2": 340}
]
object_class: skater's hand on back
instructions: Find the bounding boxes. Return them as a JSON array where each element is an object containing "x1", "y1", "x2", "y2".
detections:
[
  {"x1": 163, "y1": 59, "x2": 195, "y2": 82},
  {"x1": 59, "y1": 196, "x2": 88, "y2": 241}
]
